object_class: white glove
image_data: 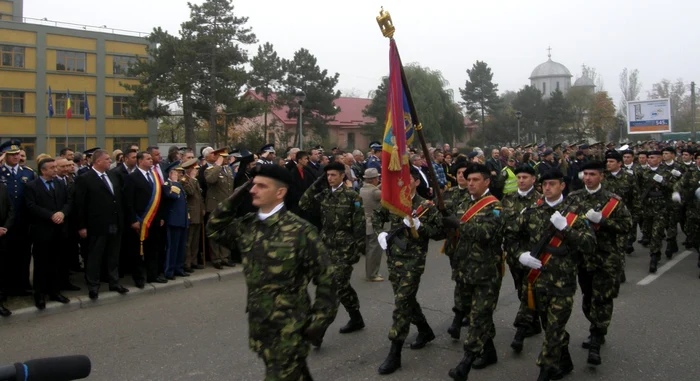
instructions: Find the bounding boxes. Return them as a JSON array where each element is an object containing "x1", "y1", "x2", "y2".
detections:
[
  {"x1": 578, "y1": 171, "x2": 584, "y2": 180},
  {"x1": 672, "y1": 192, "x2": 682, "y2": 203},
  {"x1": 377, "y1": 232, "x2": 388, "y2": 250},
  {"x1": 671, "y1": 169, "x2": 682, "y2": 177},
  {"x1": 695, "y1": 187, "x2": 700, "y2": 200},
  {"x1": 585, "y1": 209, "x2": 603, "y2": 223},
  {"x1": 653, "y1": 174, "x2": 664, "y2": 183},
  {"x1": 518, "y1": 251, "x2": 542, "y2": 270},
  {"x1": 403, "y1": 216, "x2": 421, "y2": 230},
  {"x1": 550, "y1": 211, "x2": 568, "y2": 231}
]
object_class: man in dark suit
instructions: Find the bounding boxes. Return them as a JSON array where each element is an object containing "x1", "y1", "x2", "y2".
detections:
[
  {"x1": 124, "y1": 151, "x2": 167, "y2": 287},
  {"x1": 410, "y1": 154, "x2": 433, "y2": 200},
  {"x1": 110, "y1": 148, "x2": 138, "y2": 277},
  {"x1": 0, "y1": 179, "x2": 14, "y2": 317},
  {"x1": 74, "y1": 149, "x2": 129, "y2": 300},
  {"x1": 24, "y1": 158, "x2": 73, "y2": 309},
  {"x1": 54, "y1": 158, "x2": 81, "y2": 291}
]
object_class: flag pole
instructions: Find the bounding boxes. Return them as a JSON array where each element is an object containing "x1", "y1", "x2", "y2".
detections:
[
  {"x1": 377, "y1": 8, "x2": 446, "y2": 213},
  {"x1": 47, "y1": 113, "x2": 51, "y2": 156},
  {"x1": 84, "y1": 90, "x2": 87, "y2": 149}
]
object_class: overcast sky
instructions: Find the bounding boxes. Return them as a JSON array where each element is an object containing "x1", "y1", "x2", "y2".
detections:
[{"x1": 24, "y1": 0, "x2": 700, "y2": 108}]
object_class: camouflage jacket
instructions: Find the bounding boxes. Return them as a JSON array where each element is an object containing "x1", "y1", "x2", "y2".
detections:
[
  {"x1": 567, "y1": 188, "x2": 632, "y2": 272},
  {"x1": 206, "y1": 201, "x2": 337, "y2": 354},
  {"x1": 505, "y1": 198, "x2": 596, "y2": 295},
  {"x1": 372, "y1": 194, "x2": 442, "y2": 275},
  {"x1": 441, "y1": 186, "x2": 470, "y2": 257},
  {"x1": 604, "y1": 170, "x2": 640, "y2": 215},
  {"x1": 501, "y1": 188, "x2": 541, "y2": 267},
  {"x1": 674, "y1": 166, "x2": 700, "y2": 211},
  {"x1": 638, "y1": 166, "x2": 674, "y2": 204},
  {"x1": 299, "y1": 184, "x2": 366, "y2": 262},
  {"x1": 451, "y1": 192, "x2": 504, "y2": 285}
]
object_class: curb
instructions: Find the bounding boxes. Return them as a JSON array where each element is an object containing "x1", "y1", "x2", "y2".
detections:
[{"x1": 0, "y1": 268, "x2": 242, "y2": 325}]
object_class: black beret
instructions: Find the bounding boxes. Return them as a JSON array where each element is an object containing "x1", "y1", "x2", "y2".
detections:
[
  {"x1": 637, "y1": 151, "x2": 648, "y2": 156},
  {"x1": 540, "y1": 169, "x2": 565, "y2": 182},
  {"x1": 323, "y1": 161, "x2": 345, "y2": 172},
  {"x1": 681, "y1": 147, "x2": 694, "y2": 155},
  {"x1": 621, "y1": 150, "x2": 634, "y2": 156},
  {"x1": 514, "y1": 165, "x2": 536, "y2": 176},
  {"x1": 467, "y1": 152, "x2": 479, "y2": 159},
  {"x1": 580, "y1": 160, "x2": 605, "y2": 171},
  {"x1": 648, "y1": 150, "x2": 663, "y2": 156},
  {"x1": 453, "y1": 160, "x2": 470, "y2": 173},
  {"x1": 255, "y1": 164, "x2": 293, "y2": 186},
  {"x1": 465, "y1": 163, "x2": 490, "y2": 176},
  {"x1": 661, "y1": 147, "x2": 675, "y2": 154},
  {"x1": 542, "y1": 149, "x2": 554, "y2": 156},
  {"x1": 605, "y1": 151, "x2": 623, "y2": 162}
]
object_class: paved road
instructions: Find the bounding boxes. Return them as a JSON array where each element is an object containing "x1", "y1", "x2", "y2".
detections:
[{"x1": 1, "y1": 239, "x2": 698, "y2": 381}]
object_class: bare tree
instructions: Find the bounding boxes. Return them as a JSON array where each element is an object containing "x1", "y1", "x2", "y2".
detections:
[
  {"x1": 340, "y1": 88, "x2": 363, "y2": 98},
  {"x1": 618, "y1": 68, "x2": 642, "y2": 118}
]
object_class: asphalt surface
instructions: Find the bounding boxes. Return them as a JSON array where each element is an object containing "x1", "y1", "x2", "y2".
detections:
[{"x1": 1, "y1": 239, "x2": 699, "y2": 381}]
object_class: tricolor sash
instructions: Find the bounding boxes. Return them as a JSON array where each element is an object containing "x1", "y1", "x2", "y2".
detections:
[
  {"x1": 591, "y1": 197, "x2": 620, "y2": 231},
  {"x1": 526, "y1": 211, "x2": 578, "y2": 309},
  {"x1": 441, "y1": 195, "x2": 499, "y2": 253},
  {"x1": 138, "y1": 170, "x2": 162, "y2": 256}
]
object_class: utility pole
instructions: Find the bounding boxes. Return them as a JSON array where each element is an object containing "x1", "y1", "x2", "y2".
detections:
[
  {"x1": 692, "y1": 81, "x2": 696, "y2": 141},
  {"x1": 208, "y1": 12, "x2": 218, "y2": 147}
]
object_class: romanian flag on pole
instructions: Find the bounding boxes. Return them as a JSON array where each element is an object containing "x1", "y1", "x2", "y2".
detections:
[
  {"x1": 380, "y1": 38, "x2": 417, "y2": 218},
  {"x1": 66, "y1": 89, "x2": 72, "y2": 119}
]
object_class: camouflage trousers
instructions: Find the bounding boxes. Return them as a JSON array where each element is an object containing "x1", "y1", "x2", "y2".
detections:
[
  {"x1": 685, "y1": 208, "x2": 700, "y2": 249},
  {"x1": 643, "y1": 201, "x2": 669, "y2": 254},
  {"x1": 261, "y1": 352, "x2": 313, "y2": 381},
  {"x1": 578, "y1": 267, "x2": 616, "y2": 336},
  {"x1": 387, "y1": 258, "x2": 427, "y2": 342},
  {"x1": 666, "y1": 203, "x2": 683, "y2": 241},
  {"x1": 459, "y1": 280, "x2": 500, "y2": 355},
  {"x1": 534, "y1": 291, "x2": 573, "y2": 370},
  {"x1": 507, "y1": 259, "x2": 539, "y2": 329},
  {"x1": 331, "y1": 262, "x2": 360, "y2": 313}
]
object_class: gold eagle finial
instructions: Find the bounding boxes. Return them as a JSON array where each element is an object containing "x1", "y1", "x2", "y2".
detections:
[{"x1": 376, "y1": 7, "x2": 395, "y2": 38}]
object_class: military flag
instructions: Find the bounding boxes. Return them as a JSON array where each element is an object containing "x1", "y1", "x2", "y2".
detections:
[{"x1": 83, "y1": 90, "x2": 90, "y2": 121}]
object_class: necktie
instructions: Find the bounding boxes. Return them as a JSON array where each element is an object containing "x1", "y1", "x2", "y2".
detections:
[
  {"x1": 146, "y1": 171, "x2": 154, "y2": 186},
  {"x1": 101, "y1": 174, "x2": 113, "y2": 194},
  {"x1": 12, "y1": 168, "x2": 16, "y2": 176}
]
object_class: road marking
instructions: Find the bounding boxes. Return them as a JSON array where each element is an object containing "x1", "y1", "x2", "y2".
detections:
[{"x1": 637, "y1": 250, "x2": 693, "y2": 286}]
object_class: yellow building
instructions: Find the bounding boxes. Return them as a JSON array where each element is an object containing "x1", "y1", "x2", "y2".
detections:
[{"x1": 0, "y1": 0, "x2": 156, "y2": 163}]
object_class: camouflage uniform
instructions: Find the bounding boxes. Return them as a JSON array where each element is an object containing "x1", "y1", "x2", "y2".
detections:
[
  {"x1": 568, "y1": 187, "x2": 631, "y2": 339},
  {"x1": 372, "y1": 195, "x2": 442, "y2": 342},
  {"x1": 501, "y1": 187, "x2": 541, "y2": 330},
  {"x1": 663, "y1": 160, "x2": 686, "y2": 248},
  {"x1": 299, "y1": 184, "x2": 366, "y2": 314},
  {"x1": 603, "y1": 169, "x2": 640, "y2": 267},
  {"x1": 207, "y1": 201, "x2": 337, "y2": 381},
  {"x1": 638, "y1": 166, "x2": 674, "y2": 261},
  {"x1": 505, "y1": 197, "x2": 596, "y2": 372},
  {"x1": 674, "y1": 166, "x2": 700, "y2": 254},
  {"x1": 442, "y1": 186, "x2": 471, "y2": 314}
]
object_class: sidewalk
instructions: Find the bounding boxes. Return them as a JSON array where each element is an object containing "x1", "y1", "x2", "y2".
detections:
[{"x1": 1, "y1": 265, "x2": 242, "y2": 325}]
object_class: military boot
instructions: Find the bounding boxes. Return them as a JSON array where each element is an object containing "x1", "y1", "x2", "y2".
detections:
[
  {"x1": 524, "y1": 316, "x2": 542, "y2": 338},
  {"x1": 448, "y1": 352, "x2": 475, "y2": 381},
  {"x1": 510, "y1": 326, "x2": 526, "y2": 353},
  {"x1": 550, "y1": 346, "x2": 573, "y2": 380},
  {"x1": 665, "y1": 240, "x2": 678, "y2": 258},
  {"x1": 447, "y1": 310, "x2": 465, "y2": 339},
  {"x1": 0, "y1": 302, "x2": 11, "y2": 317},
  {"x1": 339, "y1": 309, "x2": 365, "y2": 334},
  {"x1": 620, "y1": 271, "x2": 626, "y2": 284},
  {"x1": 649, "y1": 254, "x2": 660, "y2": 273},
  {"x1": 471, "y1": 338, "x2": 498, "y2": 369},
  {"x1": 377, "y1": 340, "x2": 403, "y2": 375},
  {"x1": 537, "y1": 367, "x2": 552, "y2": 381},
  {"x1": 587, "y1": 335, "x2": 602, "y2": 365},
  {"x1": 581, "y1": 334, "x2": 605, "y2": 349},
  {"x1": 410, "y1": 320, "x2": 435, "y2": 349}
]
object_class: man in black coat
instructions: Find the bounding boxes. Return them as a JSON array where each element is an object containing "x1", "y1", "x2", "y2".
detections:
[
  {"x1": 0, "y1": 180, "x2": 14, "y2": 317},
  {"x1": 24, "y1": 158, "x2": 73, "y2": 309},
  {"x1": 110, "y1": 149, "x2": 138, "y2": 277},
  {"x1": 74, "y1": 149, "x2": 129, "y2": 300}
]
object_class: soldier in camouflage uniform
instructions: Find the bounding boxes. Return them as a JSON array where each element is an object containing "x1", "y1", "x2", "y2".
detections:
[
  {"x1": 299, "y1": 161, "x2": 367, "y2": 335},
  {"x1": 373, "y1": 168, "x2": 443, "y2": 375},
  {"x1": 661, "y1": 147, "x2": 686, "y2": 256},
  {"x1": 672, "y1": 151, "x2": 700, "y2": 278},
  {"x1": 506, "y1": 169, "x2": 596, "y2": 381},
  {"x1": 568, "y1": 161, "x2": 632, "y2": 366},
  {"x1": 443, "y1": 164, "x2": 504, "y2": 381},
  {"x1": 442, "y1": 161, "x2": 471, "y2": 339},
  {"x1": 502, "y1": 165, "x2": 543, "y2": 353},
  {"x1": 206, "y1": 165, "x2": 337, "y2": 381},
  {"x1": 639, "y1": 151, "x2": 675, "y2": 272}
]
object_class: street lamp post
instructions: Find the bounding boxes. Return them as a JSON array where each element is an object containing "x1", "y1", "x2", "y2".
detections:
[
  {"x1": 296, "y1": 89, "x2": 306, "y2": 149},
  {"x1": 515, "y1": 111, "x2": 523, "y2": 146}
]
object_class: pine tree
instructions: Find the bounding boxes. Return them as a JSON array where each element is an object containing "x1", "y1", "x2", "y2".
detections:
[
  {"x1": 249, "y1": 42, "x2": 285, "y2": 144},
  {"x1": 460, "y1": 61, "x2": 500, "y2": 133}
]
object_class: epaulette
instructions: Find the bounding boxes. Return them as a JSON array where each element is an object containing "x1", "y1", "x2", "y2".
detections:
[
  {"x1": 205, "y1": 165, "x2": 217, "y2": 170},
  {"x1": 22, "y1": 166, "x2": 33, "y2": 172}
]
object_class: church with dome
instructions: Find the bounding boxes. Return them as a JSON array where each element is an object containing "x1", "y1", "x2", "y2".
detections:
[{"x1": 529, "y1": 48, "x2": 595, "y2": 99}]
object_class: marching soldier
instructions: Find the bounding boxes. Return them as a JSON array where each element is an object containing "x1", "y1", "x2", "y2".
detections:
[
  {"x1": 443, "y1": 164, "x2": 504, "y2": 381},
  {"x1": 568, "y1": 161, "x2": 632, "y2": 366},
  {"x1": 299, "y1": 161, "x2": 366, "y2": 337},
  {"x1": 373, "y1": 168, "x2": 443, "y2": 375},
  {"x1": 661, "y1": 147, "x2": 686, "y2": 256},
  {"x1": 180, "y1": 158, "x2": 205, "y2": 272},
  {"x1": 604, "y1": 150, "x2": 640, "y2": 268},
  {"x1": 639, "y1": 151, "x2": 674, "y2": 272},
  {"x1": 204, "y1": 148, "x2": 235, "y2": 269},
  {"x1": 502, "y1": 165, "x2": 542, "y2": 352},
  {"x1": 206, "y1": 165, "x2": 337, "y2": 381},
  {"x1": 506, "y1": 169, "x2": 596, "y2": 381},
  {"x1": 672, "y1": 150, "x2": 700, "y2": 278}
]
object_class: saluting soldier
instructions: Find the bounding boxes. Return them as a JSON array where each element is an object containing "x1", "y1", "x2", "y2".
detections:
[
  {"x1": 671, "y1": 150, "x2": 700, "y2": 278},
  {"x1": 604, "y1": 150, "x2": 640, "y2": 273},
  {"x1": 0, "y1": 140, "x2": 35, "y2": 297},
  {"x1": 257, "y1": 144, "x2": 276, "y2": 166},
  {"x1": 568, "y1": 161, "x2": 632, "y2": 366},
  {"x1": 373, "y1": 168, "x2": 443, "y2": 375},
  {"x1": 206, "y1": 165, "x2": 337, "y2": 381},
  {"x1": 501, "y1": 165, "x2": 543, "y2": 353},
  {"x1": 180, "y1": 158, "x2": 205, "y2": 273},
  {"x1": 366, "y1": 141, "x2": 382, "y2": 174},
  {"x1": 661, "y1": 146, "x2": 686, "y2": 256},
  {"x1": 299, "y1": 161, "x2": 366, "y2": 337},
  {"x1": 639, "y1": 150, "x2": 674, "y2": 273},
  {"x1": 442, "y1": 164, "x2": 504, "y2": 381},
  {"x1": 204, "y1": 148, "x2": 235, "y2": 269},
  {"x1": 505, "y1": 169, "x2": 596, "y2": 381}
]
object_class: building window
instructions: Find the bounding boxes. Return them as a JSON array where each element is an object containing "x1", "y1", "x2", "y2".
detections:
[
  {"x1": 1, "y1": 45, "x2": 25, "y2": 68},
  {"x1": 55, "y1": 93, "x2": 85, "y2": 116},
  {"x1": 542, "y1": 82, "x2": 546, "y2": 95},
  {"x1": 15, "y1": 137, "x2": 36, "y2": 160},
  {"x1": 113, "y1": 96, "x2": 131, "y2": 116},
  {"x1": 55, "y1": 137, "x2": 86, "y2": 154},
  {"x1": 112, "y1": 55, "x2": 138, "y2": 76},
  {"x1": 56, "y1": 51, "x2": 87, "y2": 72},
  {"x1": 113, "y1": 136, "x2": 140, "y2": 152},
  {"x1": 0, "y1": 91, "x2": 25, "y2": 114},
  {"x1": 347, "y1": 132, "x2": 355, "y2": 150}
]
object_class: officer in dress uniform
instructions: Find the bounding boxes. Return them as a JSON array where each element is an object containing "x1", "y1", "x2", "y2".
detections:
[
  {"x1": 204, "y1": 148, "x2": 235, "y2": 269},
  {"x1": 0, "y1": 140, "x2": 36, "y2": 296},
  {"x1": 162, "y1": 161, "x2": 190, "y2": 280},
  {"x1": 257, "y1": 144, "x2": 275, "y2": 166},
  {"x1": 367, "y1": 141, "x2": 382, "y2": 174}
]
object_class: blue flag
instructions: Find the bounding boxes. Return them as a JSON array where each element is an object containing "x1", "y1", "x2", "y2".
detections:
[
  {"x1": 84, "y1": 90, "x2": 90, "y2": 121},
  {"x1": 48, "y1": 87, "x2": 54, "y2": 117}
]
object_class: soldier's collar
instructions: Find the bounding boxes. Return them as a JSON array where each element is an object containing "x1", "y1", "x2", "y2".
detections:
[
  {"x1": 665, "y1": 160, "x2": 675, "y2": 165},
  {"x1": 257, "y1": 202, "x2": 285, "y2": 222},
  {"x1": 545, "y1": 194, "x2": 564, "y2": 207},
  {"x1": 585, "y1": 184, "x2": 602, "y2": 195},
  {"x1": 470, "y1": 189, "x2": 490, "y2": 201},
  {"x1": 4, "y1": 163, "x2": 18, "y2": 171},
  {"x1": 610, "y1": 169, "x2": 621, "y2": 177},
  {"x1": 517, "y1": 187, "x2": 534, "y2": 197}
]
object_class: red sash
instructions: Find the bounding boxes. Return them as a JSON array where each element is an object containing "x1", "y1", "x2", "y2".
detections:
[
  {"x1": 591, "y1": 197, "x2": 620, "y2": 231},
  {"x1": 460, "y1": 195, "x2": 499, "y2": 222}
]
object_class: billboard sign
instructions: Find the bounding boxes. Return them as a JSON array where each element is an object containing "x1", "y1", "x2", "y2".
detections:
[{"x1": 627, "y1": 99, "x2": 671, "y2": 134}]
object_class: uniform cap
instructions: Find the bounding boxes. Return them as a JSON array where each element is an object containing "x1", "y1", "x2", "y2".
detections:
[
  {"x1": 605, "y1": 150, "x2": 623, "y2": 162},
  {"x1": 164, "y1": 160, "x2": 181, "y2": 174},
  {"x1": 540, "y1": 169, "x2": 564, "y2": 182},
  {"x1": 648, "y1": 150, "x2": 662, "y2": 156},
  {"x1": 580, "y1": 161, "x2": 605, "y2": 172},
  {"x1": 580, "y1": 144, "x2": 590, "y2": 150},
  {"x1": 212, "y1": 147, "x2": 229, "y2": 157},
  {"x1": 260, "y1": 144, "x2": 275, "y2": 154},
  {"x1": 464, "y1": 163, "x2": 490, "y2": 177},
  {"x1": 369, "y1": 141, "x2": 382, "y2": 150},
  {"x1": 255, "y1": 164, "x2": 293, "y2": 186},
  {"x1": 542, "y1": 149, "x2": 554, "y2": 156},
  {"x1": 181, "y1": 158, "x2": 198, "y2": 169},
  {"x1": 83, "y1": 147, "x2": 101, "y2": 157},
  {"x1": 513, "y1": 165, "x2": 536, "y2": 176},
  {"x1": 323, "y1": 161, "x2": 345, "y2": 172},
  {"x1": 0, "y1": 139, "x2": 21, "y2": 154},
  {"x1": 661, "y1": 147, "x2": 675, "y2": 154}
]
